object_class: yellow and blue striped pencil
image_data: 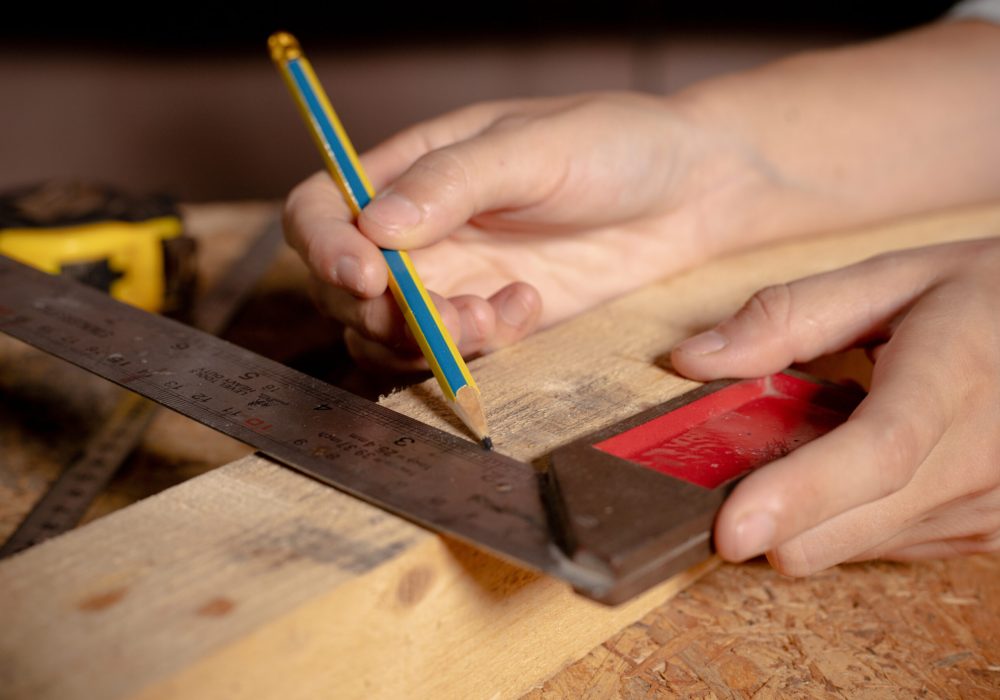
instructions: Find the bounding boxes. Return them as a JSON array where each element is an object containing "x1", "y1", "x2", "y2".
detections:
[{"x1": 268, "y1": 32, "x2": 491, "y2": 448}]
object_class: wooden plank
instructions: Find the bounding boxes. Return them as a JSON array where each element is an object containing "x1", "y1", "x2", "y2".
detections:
[{"x1": 2, "y1": 202, "x2": 1000, "y2": 699}]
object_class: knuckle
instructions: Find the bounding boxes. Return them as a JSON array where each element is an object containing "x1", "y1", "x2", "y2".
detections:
[
  {"x1": 742, "y1": 283, "x2": 796, "y2": 331},
  {"x1": 308, "y1": 279, "x2": 348, "y2": 323},
  {"x1": 283, "y1": 173, "x2": 327, "y2": 231},
  {"x1": 939, "y1": 531, "x2": 1000, "y2": 557},
  {"x1": 486, "y1": 111, "x2": 532, "y2": 134},
  {"x1": 355, "y1": 298, "x2": 388, "y2": 340},
  {"x1": 282, "y1": 186, "x2": 309, "y2": 250},
  {"x1": 855, "y1": 246, "x2": 927, "y2": 283},
  {"x1": 283, "y1": 176, "x2": 344, "y2": 276},
  {"x1": 869, "y1": 417, "x2": 922, "y2": 497},
  {"x1": 966, "y1": 504, "x2": 1000, "y2": 544},
  {"x1": 860, "y1": 248, "x2": 904, "y2": 272},
  {"x1": 767, "y1": 541, "x2": 818, "y2": 577},
  {"x1": 298, "y1": 233, "x2": 328, "y2": 281},
  {"x1": 450, "y1": 99, "x2": 511, "y2": 128},
  {"x1": 411, "y1": 150, "x2": 472, "y2": 198},
  {"x1": 355, "y1": 296, "x2": 408, "y2": 347}
]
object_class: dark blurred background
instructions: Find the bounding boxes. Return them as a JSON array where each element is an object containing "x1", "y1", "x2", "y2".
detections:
[{"x1": 1, "y1": 1, "x2": 959, "y2": 202}]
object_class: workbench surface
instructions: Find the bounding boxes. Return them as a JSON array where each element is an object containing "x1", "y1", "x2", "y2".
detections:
[{"x1": 1, "y1": 202, "x2": 998, "y2": 698}]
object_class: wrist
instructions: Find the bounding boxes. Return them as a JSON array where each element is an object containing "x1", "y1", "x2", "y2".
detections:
[
  {"x1": 664, "y1": 20, "x2": 1000, "y2": 257},
  {"x1": 660, "y1": 86, "x2": 823, "y2": 259}
]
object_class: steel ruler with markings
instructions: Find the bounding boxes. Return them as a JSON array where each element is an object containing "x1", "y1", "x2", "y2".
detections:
[
  {"x1": 0, "y1": 220, "x2": 284, "y2": 558},
  {"x1": 0, "y1": 253, "x2": 863, "y2": 604},
  {"x1": 0, "y1": 253, "x2": 612, "y2": 598}
]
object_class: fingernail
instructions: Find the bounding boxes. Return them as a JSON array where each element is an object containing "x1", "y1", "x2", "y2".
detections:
[
  {"x1": 732, "y1": 512, "x2": 776, "y2": 561},
  {"x1": 499, "y1": 291, "x2": 532, "y2": 327},
  {"x1": 334, "y1": 256, "x2": 365, "y2": 294},
  {"x1": 364, "y1": 192, "x2": 422, "y2": 231},
  {"x1": 676, "y1": 329, "x2": 728, "y2": 356}
]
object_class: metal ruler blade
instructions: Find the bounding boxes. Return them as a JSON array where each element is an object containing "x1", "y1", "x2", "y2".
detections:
[
  {"x1": 0, "y1": 254, "x2": 601, "y2": 594},
  {"x1": 0, "y1": 220, "x2": 285, "y2": 558},
  {"x1": 0, "y1": 393, "x2": 157, "y2": 557}
]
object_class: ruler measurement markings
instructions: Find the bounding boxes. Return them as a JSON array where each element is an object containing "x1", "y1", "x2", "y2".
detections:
[
  {"x1": 0, "y1": 255, "x2": 569, "y2": 581},
  {"x1": 12, "y1": 299, "x2": 469, "y2": 462}
]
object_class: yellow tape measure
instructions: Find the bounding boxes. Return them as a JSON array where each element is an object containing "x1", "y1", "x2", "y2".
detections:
[{"x1": 0, "y1": 181, "x2": 195, "y2": 313}]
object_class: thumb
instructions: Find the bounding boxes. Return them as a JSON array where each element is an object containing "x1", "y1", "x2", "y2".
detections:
[
  {"x1": 670, "y1": 253, "x2": 937, "y2": 381},
  {"x1": 357, "y1": 129, "x2": 564, "y2": 250}
]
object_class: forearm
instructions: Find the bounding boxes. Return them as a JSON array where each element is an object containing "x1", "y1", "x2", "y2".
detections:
[{"x1": 671, "y1": 19, "x2": 1000, "y2": 251}]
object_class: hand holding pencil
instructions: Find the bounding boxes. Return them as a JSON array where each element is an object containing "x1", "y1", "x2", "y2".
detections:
[
  {"x1": 269, "y1": 32, "x2": 491, "y2": 447},
  {"x1": 281, "y1": 92, "x2": 718, "y2": 369}
]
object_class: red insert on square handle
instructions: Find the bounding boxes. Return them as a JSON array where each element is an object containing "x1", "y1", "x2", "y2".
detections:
[{"x1": 595, "y1": 373, "x2": 859, "y2": 489}]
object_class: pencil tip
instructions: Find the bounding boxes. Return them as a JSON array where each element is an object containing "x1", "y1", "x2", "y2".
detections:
[{"x1": 454, "y1": 384, "x2": 490, "y2": 446}]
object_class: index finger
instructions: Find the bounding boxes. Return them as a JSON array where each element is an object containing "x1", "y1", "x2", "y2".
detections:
[
  {"x1": 361, "y1": 99, "x2": 539, "y2": 189},
  {"x1": 283, "y1": 172, "x2": 388, "y2": 298},
  {"x1": 283, "y1": 102, "x2": 526, "y2": 296}
]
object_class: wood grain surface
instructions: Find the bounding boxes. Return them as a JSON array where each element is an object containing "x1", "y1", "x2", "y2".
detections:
[{"x1": 1, "y1": 202, "x2": 999, "y2": 698}]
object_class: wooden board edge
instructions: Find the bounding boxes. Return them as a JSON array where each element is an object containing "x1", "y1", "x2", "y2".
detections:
[{"x1": 136, "y1": 538, "x2": 720, "y2": 700}]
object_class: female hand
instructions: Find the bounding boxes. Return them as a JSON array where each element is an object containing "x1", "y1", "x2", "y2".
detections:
[
  {"x1": 284, "y1": 21, "x2": 1000, "y2": 371},
  {"x1": 671, "y1": 237, "x2": 1000, "y2": 573},
  {"x1": 283, "y1": 92, "x2": 772, "y2": 369}
]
